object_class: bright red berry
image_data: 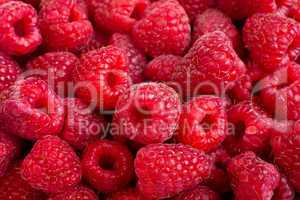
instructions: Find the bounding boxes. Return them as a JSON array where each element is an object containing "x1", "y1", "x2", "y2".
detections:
[
  {"x1": 174, "y1": 185, "x2": 220, "y2": 200},
  {"x1": 273, "y1": 175, "x2": 295, "y2": 200},
  {"x1": 132, "y1": 0, "x2": 191, "y2": 57},
  {"x1": 135, "y1": 143, "x2": 214, "y2": 199},
  {"x1": 48, "y1": 185, "x2": 98, "y2": 200},
  {"x1": 21, "y1": 135, "x2": 81, "y2": 193},
  {"x1": 0, "y1": 1, "x2": 42, "y2": 55},
  {"x1": 177, "y1": 0, "x2": 215, "y2": 21}
]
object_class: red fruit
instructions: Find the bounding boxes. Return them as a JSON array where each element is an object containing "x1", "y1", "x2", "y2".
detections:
[
  {"x1": 61, "y1": 98, "x2": 107, "y2": 150},
  {"x1": 227, "y1": 151, "x2": 280, "y2": 200},
  {"x1": 243, "y1": 13, "x2": 300, "y2": 72},
  {"x1": 0, "y1": 78, "x2": 65, "y2": 140},
  {"x1": 177, "y1": 0, "x2": 215, "y2": 21},
  {"x1": 177, "y1": 96, "x2": 227, "y2": 152},
  {"x1": 106, "y1": 188, "x2": 145, "y2": 200},
  {"x1": 135, "y1": 143, "x2": 214, "y2": 199},
  {"x1": 77, "y1": 31, "x2": 109, "y2": 54},
  {"x1": 94, "y1": 0, "x2": 149, "y2": 33},
  {"x1": 174, "y1": 185, "x2": 220, "y2": 200},
  {"x1": 272, "y1": 175, "x2": 295, "y2": 200},
  {"x1": 81, "y1": 140, "x2": 134, "y2": 192},
  {"x1": 132, "y1": 0, "x2": 191, "y2": 57},
  {"x1": 0, "y1": 52, "x2": 22, "y2": 94},
  {"x1": 287, "y1": 0, "x2": 300, "y2": 21},
  {"x1": 0, "y1": 162, "x2": 46, "y2": 200},
  {"x1": 73, "y1": 46, "x2": 130, "y2": 110},
  {"x1": 48, "y1": 185, "x2": 98, "y2": 200},
  {"x1": 0, "y1": 1, "x2": 42, "y2": 55},
  {"x1": 21, "y1": 136, "x2": 81, "y2": 193},
  {"x1": 39, "y1": 0, "x2": 93, "y2": 52},
  {"x1": 26, "y1": 52, "x2": 79, "y2": 95},
  {"x1": 112, "y1": 82, "x2": 181, "y2": 144},
  {"x1": 110, "y1": 33, "x2": 147, "y2": 83}
]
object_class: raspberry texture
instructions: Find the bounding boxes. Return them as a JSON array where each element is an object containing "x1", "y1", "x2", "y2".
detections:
[
  {"x1": 48, "y1": 185, "x2": 98, "y2": 200},
  {"x1": 21, "y1": 135, "x2": 81, "y2": 193},
  {"x1": 112, "y1": 82, "x2": 181, "y2": 144},
  {"x1": 177, "y1": 0, "x2": 215, "y2": 21},
  {"x1": 174, "y1": 185, "x2": 220, "y2": 200},
  {"x1": 135, "y1": 143, "x2": 214, "y2": 199},
  {"x1": 81, "y1": 140, "x2": 134, "y2": 192},
  {"x1": 0, "y1": 1, "x2": 42, "y2": 55},
  {"x1": 0, "y1": 78, "x2": 65, "y2": 140},
  {"x1": 106, "y1": 188, "x2": 145, "y2": 200},
  {"x1": 132, "y1": 0, "x2": 191, "y2": 57},
  {"x1": 272, "y1": 175, "x2": 295, "y2": 200}
]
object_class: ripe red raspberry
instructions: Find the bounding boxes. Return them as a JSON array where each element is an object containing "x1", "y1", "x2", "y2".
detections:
[
  {"x1": 39, "y1": 0, "x2": 93, "y2": 52},
  {"x1": 110, "y1": 33, "x2": 147, "y2": 83},
  {"x1": 243, "y1": 13, "x2": 300, "y2": 72},
  {"x1": 0, "y1": 52, "x2": 22, "y2": 94},
  {"x1": 0, "y1": 78, "x2": 65, "y2": 140},
  {"x1": 132, "y1": 0, "x2": 191, "y2": 57},
  {"x1": 227, "y1": 151, "x2": 280, "y2": 200},
  {"x1": 0, "y1": 1, "x2": 42, "y2": 55},
  {"x1": 144, "y1": 55, "x2": 181, "y2": 82},
  {"x1": 174, "y1": 185, "x2": 220, "y2": 200},
  {"x1": 26, "y1": 52, "x2": 79, "y2": 95},
  {"x1": 48, "y1": 185, "x2": 98, "y2": 200},
  {"x1": 73, "y1": 46, "x2": 130, "y2": 110},
  {"x1": 273, "y1": 175, "x2": 295, "y2": 200},
  {"x1": 0, "y1": 162, "x2": 46, "y2": 200},
  {"x1": 81, "y1": 140, "x2": 134, "y2": 192},
  {"x1": 177, "y1": 96, "x2": 227, "y2": 152},
  {"x1": 177, "y1": 0, "x2": 215, "y2": 21},
  {"x1": 61, "y1": 98, "x2": 107, "y2": 150},
  {"x1": 193, "y1": 9, "x2": 242, "y2": 53},
  {"x1": 21, "y1": 135, "x2": 81, "y2": 193},
  {"x1": 112, "y1": 83, "x2": 181, "y2": 144},
  {"x1": 94, "y1": 0, "x2": 150, "y2": 33},
  {"x1": 106, "y1": 188, "x2": 145, "y2": 200},
  {"x1": 135, "y1": 143, "x2": 214, "y2": 199}
]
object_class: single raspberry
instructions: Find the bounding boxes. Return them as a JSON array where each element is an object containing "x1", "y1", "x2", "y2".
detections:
[
  {"x1": 21, "y1": 135, "x2": 81, "y2": 193},
  {"x1": 61, "y1": 98, "x2": 107, "y2": 150},
  {"x1": 144, "y1": 55, "x2": 181, "y2": 82},
  {"x1": 0, "y1": 78, "x2": 65, "y2": 140},
  {"x1": 227, "y1": 151, "x2": 280, "y2": 200},
  {"x1": 94, "y1": 0, "x2": 150, "y2": 33},
  {"x1": 132, "y1": 0, "x2": 191, "y2": 57},
  {"x1": 272, "y1": 175, "x2": 295, "y2": 200},
  {"x1": 38, "y1": 0, "x2": 93, "y2": 52},
  {"x1": 177, "y1": 96, "x2": 227, "y2": 152},
  {"x1": 193, "y1": 9, "x2": 242, "y2": 53},
  {"x1": 81, "y1": 140, "x2": 134, "y2": 192},
  {"x1": 135, "y1": 143, "x2": 214, "y2": 199},
  {"x1": 48, "y1": 185, "x2": 98, "y2": 200},
  {"x1": 0, "y1": 162, "x2": 46, "y2": 200},
  {"x1": 174, "y1": 185, "x2": 220, "y2": 200},
  {"x1": 0, "y1": 52, "x2": 22, "y2": 94},
  {"x1": 110, "y1": 33, "x2": 147, "y2": 83},
  {"x1": 112, "y1": 82, "x2": 181, "y2": 144},
  {"x1": 26, "y1": 52, "x2": 79, "y2": 96},
  {"x1": 223, "y1": 101, "x2": 273, "y2": 155},
  {"x1": 243, "y1": 13, "x2": 300, "y2": 72},
  {"x1": 106, "y1": 188, "x2": 145, "y2": 200},
  {"x1": 177, "y1": 0, "x2": 215, "y2": 21},
  {"x1": 0, "y1": 1, "x2": 42, "y2": 55},
  {"x1": 73, "y1": 46, "x2": 130, "y2": 110}
]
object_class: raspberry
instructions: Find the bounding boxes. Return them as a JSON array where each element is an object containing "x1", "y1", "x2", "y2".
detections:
[
  {"x1": 0, "y1": 1, "x2": 42, "y2": 55},
  {"x1": 81, "y1": 140, "x2": 134, "y2": 192},
  {"x1": 227, "y1": 151, "x2": 280, "y2": 200},
  {"x1": 73, "y1": 46, "x2": 130, "y2": 110},
  {"x1": 48, "y1": 185, "x2": 98, "y2": 200},
  {"x1": 106, "y1": 188, "x2": 145, "y2": 200},
  {"x1": 144, "y1": 55, "x2": 181, "y2": 82},
  {"x1": 177, "y1": 0, "x2": 215, "y2": 21},
  {"x1": 0, "y1": 52, "x2": 22, "y2": 94},
  {"x1": 77, "y1": 31, "x2": 109, "y2": 54},
  {"x1": 21, "y1": 135, "x2": 81, "y2": 193},
  {"x1": 112, "y1": 82, "x2": 181, "y2": 144},
  {"x1": 39, "y1": 0, "x2": 93, "y2": 52},
  {"x1": 135, "y1": 143, "x2": 214, "y2": 199},
  {"x1": 273, "y1": 175, "x2": 295, "y2": 200},
  {"x1": 223, "y1": 101, "x2": 273, "y2": 155},
  {"x1": 0, "y1": 162, "x2": 46, "y2": 200},
  {"x1": 94, "y1": 0, "x2": 150, "y2": 33},
  {"x1": 110, "y1": 33, "x2": 147, "y2": 83},
  {"x1": 177, "y1": 96, "x2": 227, "y2": 152},
  {"x1": 132, "y1": 0, "x2": 191, "y2": 57},
  {"x1": 243, "y1": 13, "x2": 300, "y2": 72},
  {"x1": 61, "y1": 98, "x2": 107, "y2": 150},
  {"x1": 174, "y1": 185, "x2": 220, "y2": 200},
  {"x1": 26, "y1": 52, "x2": 79, "y2": 95},
  {"x1": 0, "y1": 78, "x2": 65, "y2": 140},
  {"x1": 193, "y1": 9, "x2": 242, "y2": 53}
]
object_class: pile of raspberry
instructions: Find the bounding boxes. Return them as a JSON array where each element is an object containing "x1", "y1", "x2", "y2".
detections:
[{"x1": 1, "y1": 0, "x2": 300, "y2": 199}]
